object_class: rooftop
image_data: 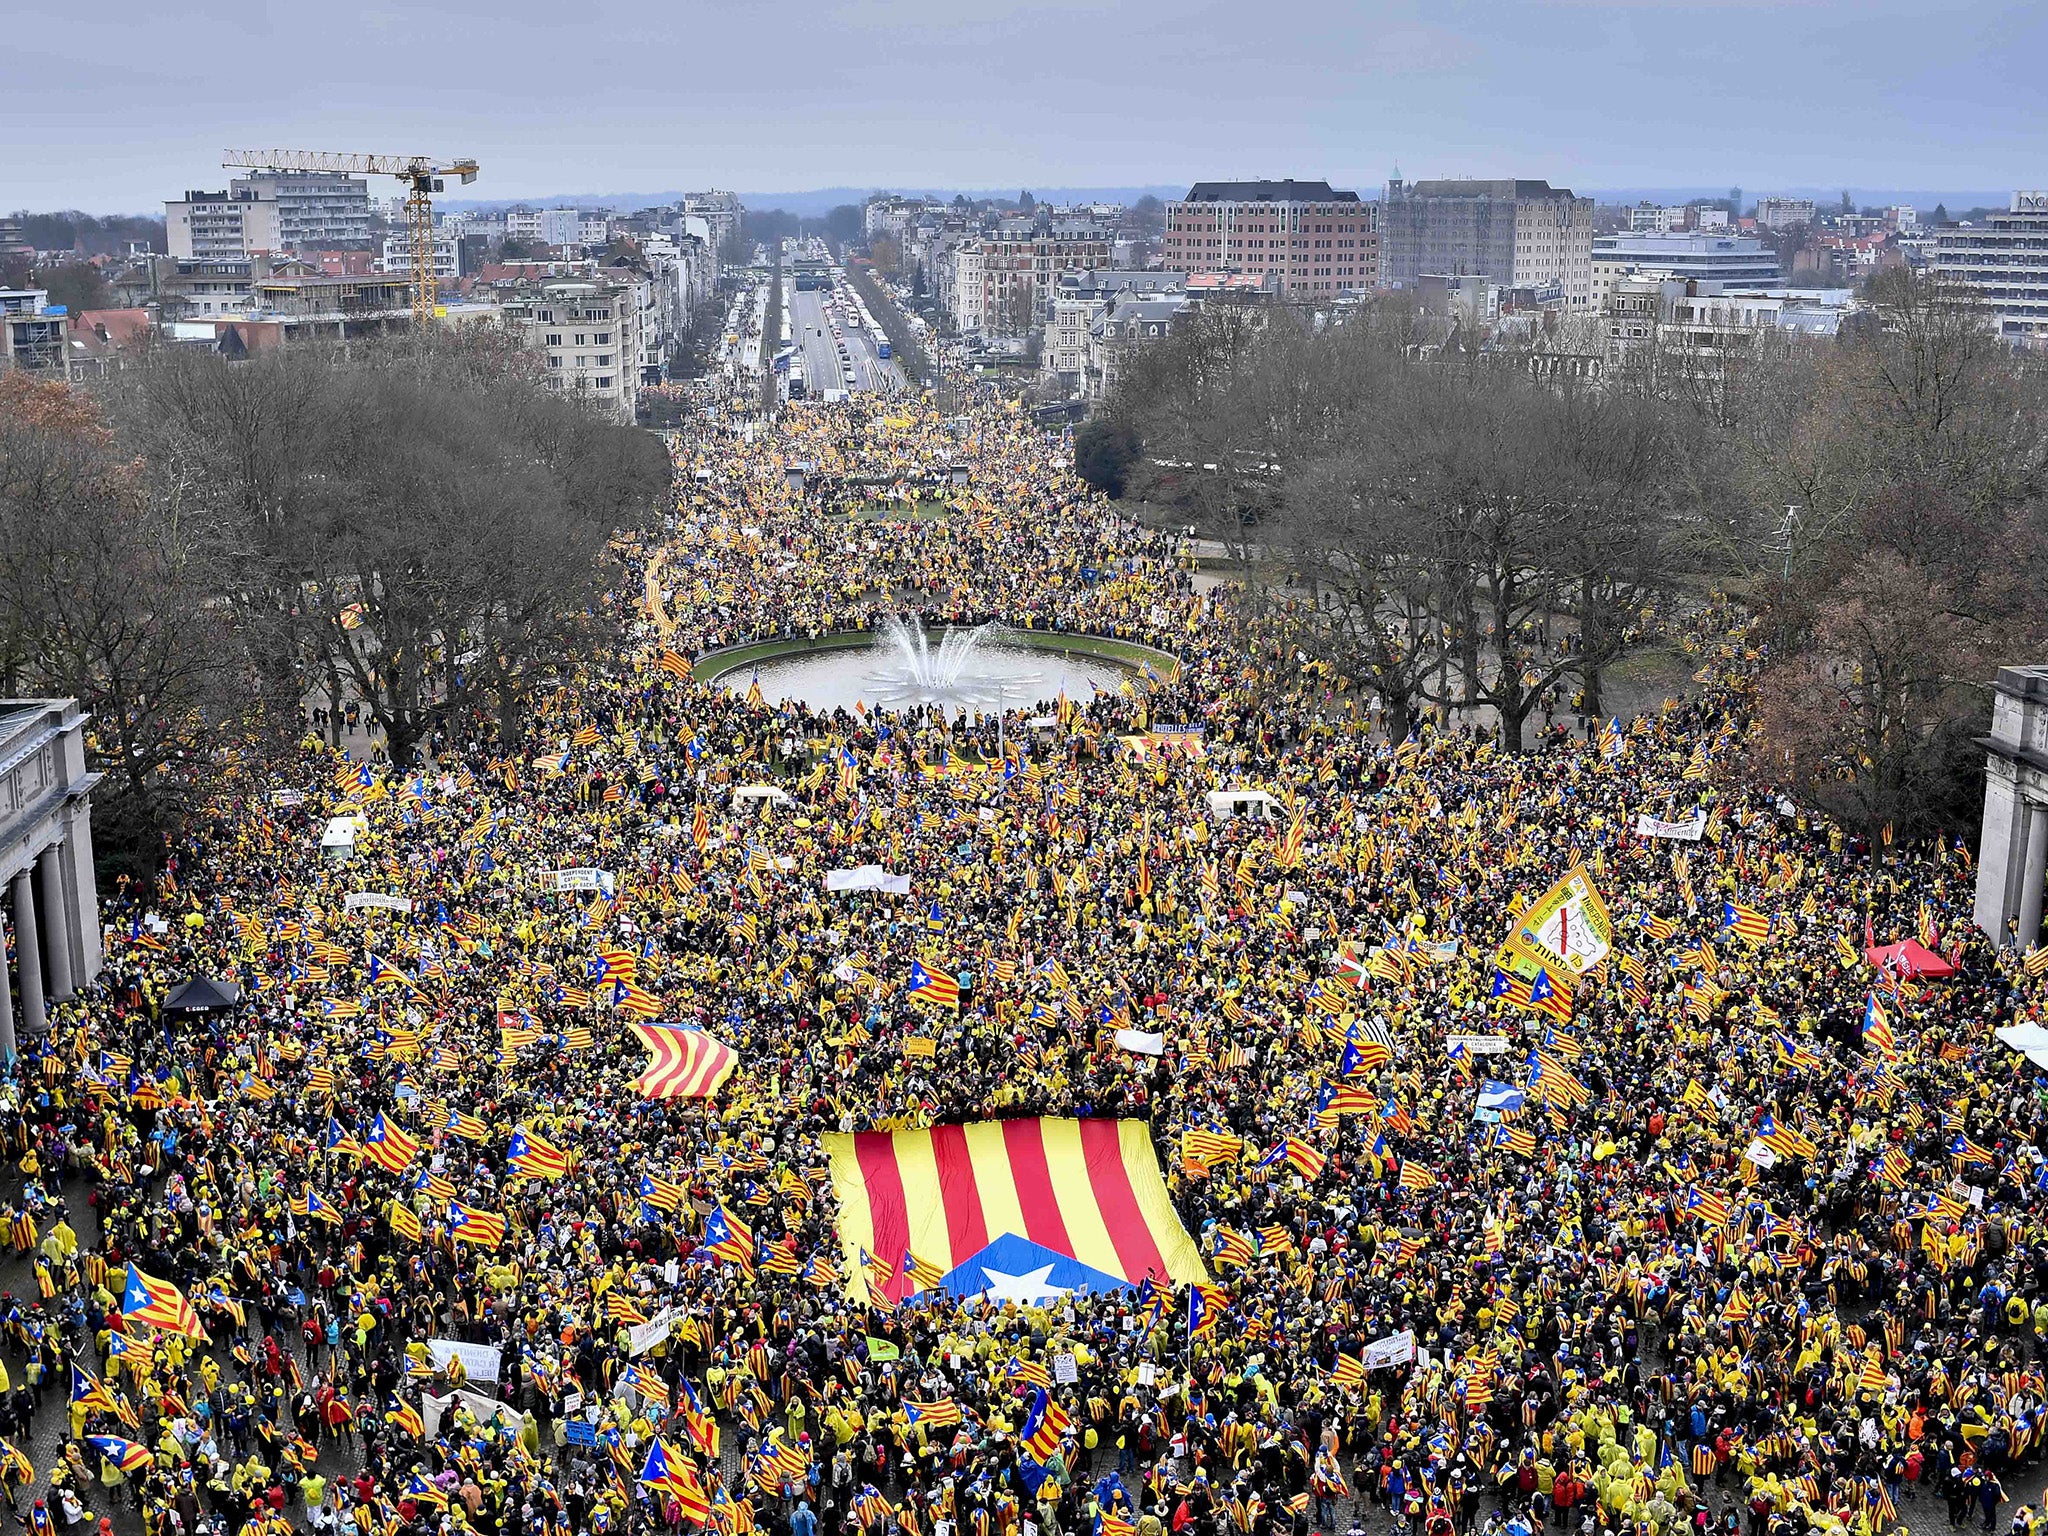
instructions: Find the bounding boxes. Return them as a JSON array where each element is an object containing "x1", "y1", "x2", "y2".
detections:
[
  {"x1": 1595, "y1": 233, "x2": 1774, "y2": 256},
  {"x1": 1183, "y1": 180, "x2": 1359, "y2": 204},
  {"x1": 1395, "y1": 179, "x2": 1580, "y2": 201}
]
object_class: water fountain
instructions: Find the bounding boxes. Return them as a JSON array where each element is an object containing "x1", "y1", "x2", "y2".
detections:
[
  {"x1": 710, "y1": 614, "x2": 1154, "y2": 716},
  {"x1": 862, "y1": 614, "x2": 1040, "y2": 712}
]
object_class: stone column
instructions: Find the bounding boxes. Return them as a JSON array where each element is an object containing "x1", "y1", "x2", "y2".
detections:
[
  {"x1": 10, "y1": 874, "x2": 41, "y2": 1038},
  {"x1": 0, "y1": 913, "x2": 12, "y2": 1064},
  {"x1": 35, "y1": 852, "x2": 71, "y2": 1002},
  {"x1": 2020, "y1": 803, "x2": 2048, "y2": 952}
]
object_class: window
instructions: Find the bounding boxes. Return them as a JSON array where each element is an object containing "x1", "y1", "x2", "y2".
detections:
[
  {"x1": 597, "y1": 354, "x2": 612, "y2": 367},
  {"x1": 546, "y1": 333, "x2": 562, "y2": 346},
  {"x1": 595, "y1": 376, "x2": 613, "y2": 389}
]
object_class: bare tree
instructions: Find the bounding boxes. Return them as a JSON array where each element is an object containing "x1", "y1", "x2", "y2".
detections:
[
  {"x1": 1755, "y1": 551, "x2": 2000, "y2": 849},
  {"x1": 1279, "y1": 449, "x2": 1445, "y2": 742},
  {"x1": 1745, "y1": 272, "x2": 2048, "y2": 834},
  {"x1": 0, "y1": 374, "x2": 260, "y2": 875}
]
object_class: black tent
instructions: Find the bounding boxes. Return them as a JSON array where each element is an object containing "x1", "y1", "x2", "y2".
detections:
[{"x1": 161, "y1": 976, "x2": 242, "y2": 1014}]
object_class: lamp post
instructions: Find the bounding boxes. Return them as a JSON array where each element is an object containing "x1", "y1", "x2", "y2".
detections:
[{"x1": 1765, "y1": 504, "x2": 1803, "y2": 580}]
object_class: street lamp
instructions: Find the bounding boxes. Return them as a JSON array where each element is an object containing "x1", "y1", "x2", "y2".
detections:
[{"x1": 1764, "y1": 504, "x2": 1803, "y2": 579}]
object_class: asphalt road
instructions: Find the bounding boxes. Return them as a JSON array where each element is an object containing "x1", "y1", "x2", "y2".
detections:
[{"x1": 791, "y1": 283, "x2": 901, "y2": 397}]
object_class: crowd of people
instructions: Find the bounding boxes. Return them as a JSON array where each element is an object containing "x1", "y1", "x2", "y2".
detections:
[{"x1": 7, "y1": 386, "x2": 2048, "y2": 1536}]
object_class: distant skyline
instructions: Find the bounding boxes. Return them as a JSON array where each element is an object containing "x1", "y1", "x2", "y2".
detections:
[{"x1": 7, "y1": 0, "x2": 2044, "y2": 214}]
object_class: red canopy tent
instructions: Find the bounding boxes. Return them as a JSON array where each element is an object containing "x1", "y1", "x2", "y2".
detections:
[{"x1": 1864, "y1": 939, "x2": 1954, "y2": 978}]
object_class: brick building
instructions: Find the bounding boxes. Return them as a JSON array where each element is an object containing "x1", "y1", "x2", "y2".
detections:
[{"x1": 1162, "y1": 180, "x2": 1376, "y2": 297}]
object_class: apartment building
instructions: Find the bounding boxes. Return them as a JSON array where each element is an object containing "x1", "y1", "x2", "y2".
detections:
[
  {"x1": 682, "y1": 191, "x2": 742, "y2": 256},
  {"x1": 227, "y1": 170, "x2": 371, "y2": 248},
  {"x1": 950, "y1": 220, "x2": 1114, "y2": 335},
  {"x1": 0, "y1": 289, "x2": 69, "y2": 376},
  {"x1": 1042, "y1": 270, "x2": 1189, "y2": 393},
  {"x1": 1380, "y1": 178, "x2": 1595, "y2": 307},
  {"x1": 951, "y1": 245, "x2": 987, "y2": 332},
  {"x1": 539, "y1": 210, "x2": 583, "y2": 248},
  {"x1": 1590, "y1": 232, "x2": 1783, "y2": 310},
  {"x1": 1932, "y1": 191, "x2": 2048, "y2": 344},
  {"x1": 114, "y1": 256, "x2": 257, "y2": 318},
  {"x1": 1603, "y1": 274, "x2": 1855, "y2": 382},
  {"x1": 1755, "y1": 197, "x2": 1818, "y2": 231},
  {"x1": 1627, "y1": 203, "x2": 1730, "y2": 235},
  {"x1": 165, "y1": 190, "x2": 285, "y2": 260},
  {"x1": 1162, "y1": 180, "x2": 1376, "y2": 298},
  {"x1": 378, "y1": 233, "x2": 462, "y2": 281},
  {"x1": 865, "y1": 195, "x2": 931, "y2": 241},
  {"x1": 1084, "y1": 293, "x2": 1191, "y2": 402},
  {"x1": 501, "y1": 278, "x2": 643, "y2": 422}
]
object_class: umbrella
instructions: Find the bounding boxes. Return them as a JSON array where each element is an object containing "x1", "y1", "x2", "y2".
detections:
[{"x1": 161, "y1": 977, "x2": 243, "y2": 1014}]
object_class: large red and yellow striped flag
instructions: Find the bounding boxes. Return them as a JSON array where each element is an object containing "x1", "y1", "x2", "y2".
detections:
[
  {"x1": 627, "y1": 1022, "x2": 738, "y2": 1099},
  {"x1": 824, "y1": 1118, "x2": 1208, "y2": 1306}
]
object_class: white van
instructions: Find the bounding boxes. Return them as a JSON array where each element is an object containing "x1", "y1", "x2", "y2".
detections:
[{"x1": 1203, "y1": 790, "x2": 1284, "y2": 824}]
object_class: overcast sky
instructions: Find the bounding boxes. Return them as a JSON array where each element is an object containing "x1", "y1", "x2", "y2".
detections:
[{"x1": 9, "y1": 0, "x2": 2043, "y2": 213}]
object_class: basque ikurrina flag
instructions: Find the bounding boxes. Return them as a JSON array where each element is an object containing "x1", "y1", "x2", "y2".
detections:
[
  {"x1": 626, "y1": 1021, "x2": 738, "y2": 1100},
  {"x1": 824, "y1": 1117, "x2": 1207, "y2": 1305}
]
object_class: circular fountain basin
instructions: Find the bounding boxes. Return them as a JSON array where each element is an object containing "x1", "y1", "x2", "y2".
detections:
[{"x1": 698, "y1": 628, "x2": 1175, "y2": 717}]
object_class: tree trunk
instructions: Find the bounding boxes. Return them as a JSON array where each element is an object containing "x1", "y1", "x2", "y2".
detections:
[{"x1": 497, "y1": 677, "x2": 524, "y2": 755}]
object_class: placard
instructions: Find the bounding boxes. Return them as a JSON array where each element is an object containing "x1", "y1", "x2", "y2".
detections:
[
  {"x1": 565, "y1": 1419, "x2": 597, "y2": 1446},
  {"x1": 544, "y1": 868, "x2": 614, "y2": 894},
  {"x1": 1054, "y1": 1353, "x2": 1078, "y2": 1383},
  {"x1": 1633, "y1": 812, "x2": 1706, "y2": 841},
  {"x1": 1361, "y1": 1330, "x2": 1416, "y2": 1369},
  {"x1": 426, "y1": 1339, "x2": 502, "y2": 1383},
  {"x1": 627, "y1": 1309, "x2": 674, "y2": 1356},
  {"x1": 344, "y1": 892, "x2": 414, "y2": 913}
]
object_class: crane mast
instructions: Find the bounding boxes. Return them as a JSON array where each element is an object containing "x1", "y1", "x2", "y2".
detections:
[{"x1": 222, "y1": 149, "x2": 480, "y2": 329}]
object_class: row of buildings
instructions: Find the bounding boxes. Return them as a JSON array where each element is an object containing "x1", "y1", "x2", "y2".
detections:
[
  {"x1": 922, "y1": 178, "x2": 1604, "y2": 337},
  {"x1": 164, "y1": 171, "x2": 742, "y2": 266},
  {"x1": 923, "y1": 178, "x2": 2048, "y2": 393},
  {"x1": 0, "y1": 174, "x2": 750, "y2": 420},
  {"x1": 2, "y1": 262, "x2": 665, "y2": 422}
]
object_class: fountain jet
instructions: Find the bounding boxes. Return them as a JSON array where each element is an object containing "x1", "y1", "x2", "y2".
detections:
[{"x1": 863, "y1": 614, "x2": 1041, "y2": 712}]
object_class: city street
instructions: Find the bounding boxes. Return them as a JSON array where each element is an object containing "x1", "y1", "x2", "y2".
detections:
[{"x1": 791, "y1": 281, "x2": 902, "y2": 395}]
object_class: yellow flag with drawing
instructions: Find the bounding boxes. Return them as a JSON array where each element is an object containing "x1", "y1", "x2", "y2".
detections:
[{"x1": 1494, "y1": 865, "x2": 1613, "y2": 984}]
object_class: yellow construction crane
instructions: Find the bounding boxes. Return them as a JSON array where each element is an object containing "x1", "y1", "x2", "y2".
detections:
[{"x1": 222, "y1": 149, "x2": 480, "y2": 328}]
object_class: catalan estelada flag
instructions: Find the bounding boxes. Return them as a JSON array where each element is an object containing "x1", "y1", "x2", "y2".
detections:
[
  {"x1": 362, "y1": 1112, "x2": 420, "y2": 1175},
  {"x1": 904, "y1": 960, "x2": 960, "y2": 1010},
  {"x1": 87, "y1": 1437, "x2": 152, "y2": 1474},
  {"x1": 508, "y1": 1128, "x2": 572, "y2": 1180},
  {"x1": 1722, "y1": 899, "x2": 1771, "y2": 943},
  {"x1": 824, "y1": 1117, "x2": 1207, "y2": 1305},
  {"x1": 626, "y1": 1022, "x2": 737, "y2": 1100},
  {"x1": 445, "y1": 1203, "x2": 507, "y2": 1248},
  {"x1": 120, "y1": 1264, "x2": 206, "y2": 1340}
]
